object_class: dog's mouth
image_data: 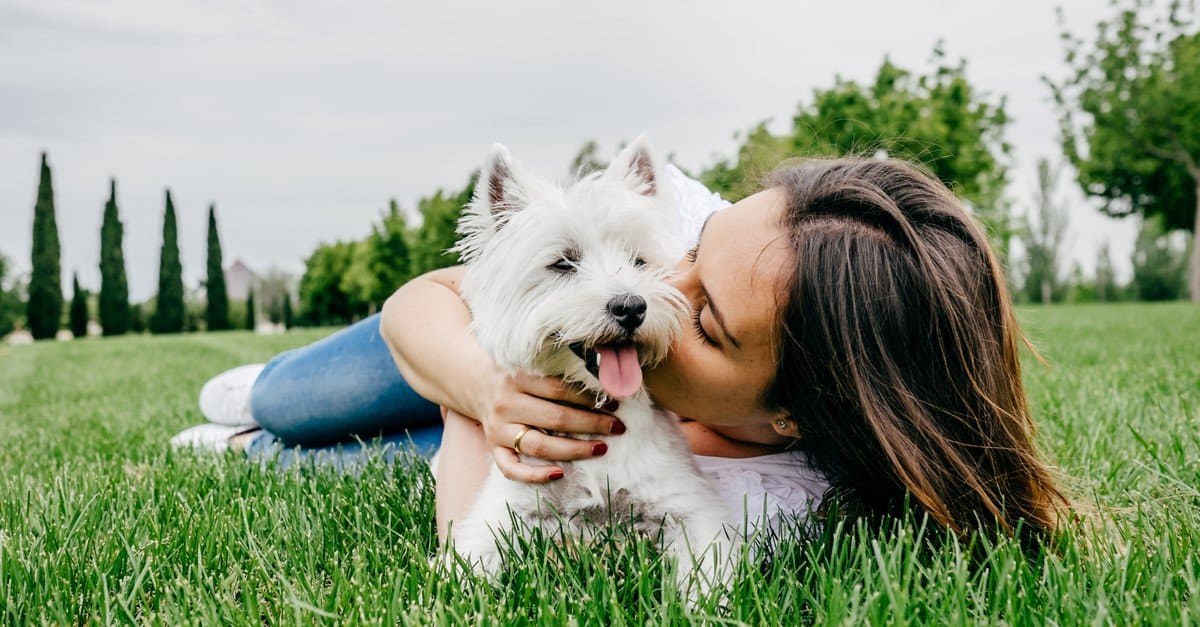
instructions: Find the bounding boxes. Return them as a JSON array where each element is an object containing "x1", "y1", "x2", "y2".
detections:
[{"x1": 568, "y1": 341, "x2": 643, "y2": 399}]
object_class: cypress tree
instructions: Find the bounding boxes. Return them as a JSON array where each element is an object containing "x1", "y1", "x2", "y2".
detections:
[
  {"x1": 282, "y1": 293, "x2": 292, "y2": 330},
  {"x1": 244, "y1": 289, "x2": 256, "y2": 330},
  {"x1": 152, "y1": 189, "x2": 185, "y2": 334},
  {"x1": 130, "y1": 303, "x2": 145, "y2": 334},
  {"x1": 204, "y1": 204, "x2": 230, "y2": 331},
  {"x1": 98, "y1": 178, "x2": 130, "y2": 336},
  {"x1": 27, "y1": 152, "x2": 62, "y2": 340},
  {"x1": 69, "y1": 273, "x2": 88, "y2": 338}
]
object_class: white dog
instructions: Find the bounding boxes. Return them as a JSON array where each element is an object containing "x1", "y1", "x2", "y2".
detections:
[{"x1": 447, "y1": 137, "x2": 736, "y2": 594}]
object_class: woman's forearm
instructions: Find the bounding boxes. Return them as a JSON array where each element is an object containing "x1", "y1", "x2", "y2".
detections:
[{"x1": 379, "y1": 265, "x2": 493, "y2": 419}]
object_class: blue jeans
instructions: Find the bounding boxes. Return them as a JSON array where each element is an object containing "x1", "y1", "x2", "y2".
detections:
[{"x1": 245, "y1": 314, "x2": 444, "y2": 467}]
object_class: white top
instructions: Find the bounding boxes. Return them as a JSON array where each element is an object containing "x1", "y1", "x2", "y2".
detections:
[{"x1": 670, "y1": 165, "x2": 830, "y2": 535}]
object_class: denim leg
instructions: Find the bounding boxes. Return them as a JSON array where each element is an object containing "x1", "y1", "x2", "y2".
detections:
[
  {"x1": 245, "y1": 423, "x2": 443, "y2": 471},
  {"x1": 248, "y1": 313, "x2": 443, "y2": 448}
]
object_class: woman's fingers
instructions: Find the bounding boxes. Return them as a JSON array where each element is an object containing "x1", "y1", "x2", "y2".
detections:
[
  {"x1": 507, "y1": 423, "x2": 606, "y2": 462},
  {"x1": 491, "y1": 389, "x2": 623, "y2": 436},
  {"x1": 492, "y1": 447, "x2": 564, "y2": 484},
  {"x1": 512, "y1": 371, "x2": 613, "y2": 410}
]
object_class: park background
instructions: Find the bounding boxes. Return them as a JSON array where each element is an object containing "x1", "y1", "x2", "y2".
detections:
[{"x1": 0, "y1": 1, "x2": 1198, "y2": 624}]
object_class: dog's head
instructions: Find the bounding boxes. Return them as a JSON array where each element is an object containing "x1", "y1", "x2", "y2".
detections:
[{"x1": 455, "y1": 136, "x2": 687, "y2": 399}]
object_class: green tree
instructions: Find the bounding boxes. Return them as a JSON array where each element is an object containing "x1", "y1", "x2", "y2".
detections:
[
  {"x1": 205, "y1": 204, "x2": 230, "y2": 331},
  {"x1": 298, "y1": 242, "x2": 360, "y2": 326},
  {"x1": 0, "y1": 253, "x2": 26, "y2": 337},
  {"x1": 282, "y1": 292, "x2": 293, "y2": 330},
  {"x1": 151, "y1": 189, "x2": 185, "y2": 334},
  {"x1": 98, "y1": 179, "x2": 130, "y2": 336},
  {"x1": 1131, "y1": 214, "x2": 1189, "y2": 300},
  {"x1": 244, "y1": 289, "x2": 256, "y2": 330},
  {"x1": 702, "y1": 49, "x2": 1013, "y2": 249},
  {"x1": 130, "y1": 303, "x2": 145, "y2": 334},
  {"x1": 569, "y1": 140, "x2": 606, "y2": 177},
  {"x1": 1095, "y1": 242, "x2": 1120, "y2": 302},
  {"x1": 27, "y1": 152, "x2": 62, "y2": 340},
  {"x1": 409, "y1": 175, "x2": 477, "y2": 276},
  {"x1": 1020, "y1": 159, "x2": 1070, "y2": 303},
  {"x1": 1049, "y1": 1, "x2": 1200, "y2": 300},
  {"x1": 342, "y1": 199, "x2": 413, "y2": 312},
  {"x1": 69, "y1": 273, "x2": 88, "y2": 338}
]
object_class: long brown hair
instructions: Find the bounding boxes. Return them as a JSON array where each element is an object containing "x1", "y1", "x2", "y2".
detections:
[{"x1": 766, "y1": 158, "x2": 1068, "y2": 546}]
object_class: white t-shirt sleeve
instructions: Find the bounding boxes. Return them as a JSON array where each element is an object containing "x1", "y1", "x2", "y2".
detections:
[{"x1": 665, "y1": 164, "x2": 731, "y2": 247}]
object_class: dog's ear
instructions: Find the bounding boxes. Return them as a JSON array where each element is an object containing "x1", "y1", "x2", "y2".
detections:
[
  {"x1": 605, "y1": 135, "x2": 661, "y2": 197},
  {"x1": 454, "y1": 144, "x2": 528, "y2": 262},
  {"x1": 477, "y1": 144, "x2": 527, "y2": 223}
]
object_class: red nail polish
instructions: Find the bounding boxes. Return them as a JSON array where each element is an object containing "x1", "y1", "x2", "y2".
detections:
[
  {"x1": 592, "y1": 442, "x2": 608, "y2": 456},
  {"x1": 610, "y1": 419, "x2": 626, "y2": 435},
  {"x1": 602, "y1": 399, "x2": 620, "y2": 413},
  {"x1": 548, "y1": 470, "x2": 564, "y2": 480}
]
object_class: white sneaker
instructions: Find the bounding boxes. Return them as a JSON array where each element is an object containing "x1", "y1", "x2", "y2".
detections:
[
  {"x1": 198, "y1": 363, "x2": 265, "y2": 426},
  {"x1": 169, "y1": 423, "x2": 252, "y2": 453}
]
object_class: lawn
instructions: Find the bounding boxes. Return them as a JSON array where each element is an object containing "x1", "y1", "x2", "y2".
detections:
[{"x1": 1, "y1": 303, "x2": 1198, "y2": 624}]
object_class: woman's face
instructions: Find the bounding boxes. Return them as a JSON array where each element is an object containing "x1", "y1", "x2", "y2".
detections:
[{"x1": 644, "y1": 187, "x2": 792, "y2": 428}]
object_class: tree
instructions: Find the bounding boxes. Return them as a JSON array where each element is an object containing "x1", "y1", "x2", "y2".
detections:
[
  {"x1": 342, "y1": 200, "x2": 412, "y2": 312},
  {"x1": 69, "y1": 273, "x2": 88, "y2": 338},
  {"x1": 569, "y1": 140, "x2": 606, "y2": 177},
  {"x1": 256, "y1": 267, "x2": 295, "y2": 324},
  {"x1": 98, "y1": 179, "x2": 130, "y2": 336},
  {"x1": 298, "y1": 241, "x2": 359, "y2": 326},
  {"x1": 409, "y1": 175, "x2": 477, "y2": 276},
  {"x1": 1020, "y1": 159, "x2": 1070, "y2": 303},
  {"x1": 244, "y1": 289, "x2": 256, "y2": 330},
  {"x1": 204, "y1": 204, "x2": 230, "y2": 331},
  {"x1": 1049, "y1": 1, "x2": 1200, "y2": 301},
  {"x1": 282, "y1": 292, "x2": 293, "y2": 330},
  {"x1": 27, "y1": 152, "x2": 62, "y2": 340},
  {"x1": 0, "y1": 253, "x2": 26, "y2": 337},
  {"x1": 1131, "y1": 214, "x2": 1189, "y2": 300},
  {"x1": 1095, "y1": 242, "x2": 1120, "y2": 302},
  {"x1": 151, "y1": 189, "x2": 185, "y2": 334},
  {"x1": 130, "y1": 303, "x2": 145, "y2": 334},
  {"x1": 701, "y1": 49, "x2": 1013, "y2": 250}
]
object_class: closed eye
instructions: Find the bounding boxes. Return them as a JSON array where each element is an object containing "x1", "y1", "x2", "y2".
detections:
[{"x1": 691, "y1": 301, "x2": 716, "y2": 346}]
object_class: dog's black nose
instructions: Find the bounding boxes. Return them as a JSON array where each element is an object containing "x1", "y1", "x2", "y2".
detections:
[{"x1": 607, "y1": 294, "x2": 647, "y2": 332}]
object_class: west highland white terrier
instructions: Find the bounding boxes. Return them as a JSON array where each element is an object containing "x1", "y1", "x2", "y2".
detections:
[{"x1": 448, "y1": 137, "x2": 736, "y2": 594}]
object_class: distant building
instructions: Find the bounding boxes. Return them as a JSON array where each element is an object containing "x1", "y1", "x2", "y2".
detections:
[{"x1": 225, "y1": 259, "x2": 260, "y2": 301}]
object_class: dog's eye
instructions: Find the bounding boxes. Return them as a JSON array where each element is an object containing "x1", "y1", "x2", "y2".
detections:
[
  {"x1": 548, "y1": 258, "x2": 576, "y2": 273},
  {"x1": 633, "y1": 257, "x2": 647, "y2": 268}
]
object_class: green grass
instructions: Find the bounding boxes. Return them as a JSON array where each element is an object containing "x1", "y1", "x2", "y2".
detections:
[{"x1": 1, "y1": 303, "x2": 1198, "y2": 625}]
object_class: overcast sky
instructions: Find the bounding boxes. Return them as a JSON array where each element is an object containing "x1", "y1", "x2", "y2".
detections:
[{"x1": 0, "y1": 0, "x2": 1134, "y2": 300}]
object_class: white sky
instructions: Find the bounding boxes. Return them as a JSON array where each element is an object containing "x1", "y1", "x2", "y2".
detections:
[{"x1": 0, "y1": 0, "x2": 1135, "y2": 300}]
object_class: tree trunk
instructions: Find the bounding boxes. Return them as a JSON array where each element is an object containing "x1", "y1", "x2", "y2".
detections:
[{"x1": 1191, "y1": 185, "x2": 1200, "y2": 303}]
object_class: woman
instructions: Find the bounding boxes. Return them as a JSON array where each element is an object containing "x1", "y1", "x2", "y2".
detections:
[{"x1": 176, "y1": 157, "x2": 1069, "y2": 547}]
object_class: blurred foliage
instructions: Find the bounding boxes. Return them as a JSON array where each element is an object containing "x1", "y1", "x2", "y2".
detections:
[
  {"x1": 1131, "y1": 214, "x2": 1190, "y2": 301},
  {"x1": 0, "y1": 253, "x2": 27, "y2": 337},
  {"x1": 98, "y1": 179, "x2": 131, "y2": 336},
  {"x1": 1049, "y1": 0, "x2": 1199, "y2": 299},
  {"x1": 298, "y1": 176, "x2": 476, "y2": 326},
  {"x1": 27, "y1": 153, "x2": 62, "y2": 340},
  {"x1": 69, "y1": 274, "x2": 88, "y2": 338},
  {"x1": 204, "y1": 205, "x2": 231, "y2": 332},
  {"x1": 151, "y1": 190, "x2": 185, "y2": 334},
  {"x1": 1018, "y1": 159, "x2": 1070, "y2": 304},
  {"x1": 699, "y1": 48, "x2": 1013, "y2": 252}
]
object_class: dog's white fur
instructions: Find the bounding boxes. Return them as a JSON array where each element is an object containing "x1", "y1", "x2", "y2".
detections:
[{"x1": 448, "y1": 137, "x2": 735, "y2": 593}]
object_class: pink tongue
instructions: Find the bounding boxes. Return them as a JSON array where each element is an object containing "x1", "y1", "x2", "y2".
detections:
[{"x1": 597, "y1": 345, "x2": 643, "y2": 399}]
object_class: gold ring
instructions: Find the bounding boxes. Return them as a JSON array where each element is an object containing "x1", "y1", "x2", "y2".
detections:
[{"x1": 512, "y1": 425, "x2": 535, "y2": 455}]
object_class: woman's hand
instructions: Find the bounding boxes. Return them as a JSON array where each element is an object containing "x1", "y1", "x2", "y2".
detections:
[{"x1": 472, "y1": 369, "x2": 625, "y2": 484}]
